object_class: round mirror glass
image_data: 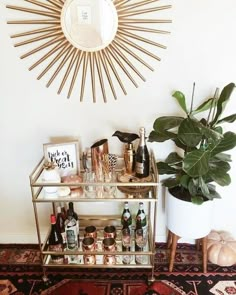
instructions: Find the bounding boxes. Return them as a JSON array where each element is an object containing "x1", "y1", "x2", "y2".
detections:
[{"x1": 61, "y1": 0, "x2": 118, "y2": 52}]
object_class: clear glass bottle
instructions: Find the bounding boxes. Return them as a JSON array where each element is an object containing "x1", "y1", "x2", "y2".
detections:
[
  {"x1": 48, "y1": 214, "x2": 64, "y2": 264},
  {"x1": 135, "y1": 127, "x2": 150, "y2": 178}
]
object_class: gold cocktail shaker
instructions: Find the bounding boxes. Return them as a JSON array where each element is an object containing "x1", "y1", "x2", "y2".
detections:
[{"x1": 123, "y1": 143, "x2": 135, "y2": 174}]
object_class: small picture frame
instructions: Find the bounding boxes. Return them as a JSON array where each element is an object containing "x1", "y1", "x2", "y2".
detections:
[{"x1": 43, "y1": 141, "x2": 80, "y2": 177}]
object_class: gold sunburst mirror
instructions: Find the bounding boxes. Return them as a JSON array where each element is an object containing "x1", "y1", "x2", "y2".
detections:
[{"x1": 7, "y1": 0, "x2": 172, "y2": 102}]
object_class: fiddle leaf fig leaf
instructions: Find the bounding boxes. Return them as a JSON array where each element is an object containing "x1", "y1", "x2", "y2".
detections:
[
  {"x1": 210, "y1": 132, "x2": 236, "y2": 156},
  {"x1": 191, "y1": 196, "x2": 204, "y2": 205},
  {"x1": 209, "y1": 171, "x2": 231, "y2": 186},
  {"x1": 193, "y1": 97, "x2": 214, "y2": 114},
  {"x1": 172, "y1": 91, "x2": 188, "y2": 114},
  {"x1": 217, "y1": 114, "x2": 236, "y2": 124},
  {"x1": 162, "y1": 177, "x2": 180, "y2": 188},
  {"x1": 156, "y1": 162, "x2": 177, "y2": 175},
  {"x1": 188, "y1": 179, "x2": 198, "y2": 196},
  {"x1": 212, "y1": 153, "x2": 232, "y2": 162},
  {"x1": 199, "y1": 177, "x2": 210, "y2": 197},
  {"x1": 148, "y1": 130, "x2": 176, "y2": 142},
  {"x1": 153, "y1": 116, "x2": 183, "y2": 132},
  {"x1": 183, "y1": 150, "x2": 210, "y2": 177},
  {"x1": 180, "y1": 175, "x2": 190, "y2": 189},
  {"x1": 165, "y1": 152, "x2": 183, "y2": 165},
  {"x1": 211, "y1": 83, "x2": 235, "y2": 125},
  {"x1": 178, "y1": 118, "x2": 202, "y2": 147},
  {"x1": 209, "y1": 161, "x2": 230, "y2": 172},
  {"x1": 206, "y1": 185, "x2": 221, "y2": 199}
]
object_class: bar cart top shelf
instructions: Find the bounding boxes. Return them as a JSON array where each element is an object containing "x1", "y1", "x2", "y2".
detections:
[{"x1": 29, "y1": 152, "x2": 159, "y2": 202}]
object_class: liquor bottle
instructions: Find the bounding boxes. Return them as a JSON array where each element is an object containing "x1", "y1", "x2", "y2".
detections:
[
  {"x1": 65, "y1": 210, "x2": 78, "y2": 250},
  {"x1": 67, "y1": 202, "x2": 78, "y2": 220},
  {"x1": 65, "y1": 209, "x2": 79, "y2": 264},
  {"x1": 121, "y1": 202, "x2": 132, "y2": 231},
  {"x1": 136, "y1": 202, "x2": 147, "y2": 235},
  {"x1": 60, "y1": 202, "x2": 67, "y2": 220},
  {"x1": 135, "y1": 127, "x2": 150, "y2": 178},
  {"x1": 67, "y1": 202, "x2": 80, "y2": 246},
  {"x1": 56, "y1": 205, "x2": 66, "y2": 244},
  {"x1": 48, "y1": 214, "x2": 64, "y2": 264}
]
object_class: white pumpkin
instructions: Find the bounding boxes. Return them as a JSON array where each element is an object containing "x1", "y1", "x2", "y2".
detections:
[{"x1": 207, "y1": 230, "x2": 236, "y2": 266}]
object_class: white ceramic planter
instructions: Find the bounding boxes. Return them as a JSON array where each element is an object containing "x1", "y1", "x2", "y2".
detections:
[
  {"x1": 42, "y1": 167, "x2": 61, "y2": 194},
  {"x1": 166, "y1": 190, "x2": 213, "y2": 239}
]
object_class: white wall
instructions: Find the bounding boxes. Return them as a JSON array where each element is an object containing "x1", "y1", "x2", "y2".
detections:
[{"x1": 0, "y1": 0, "x2": 236, "y2": 243}]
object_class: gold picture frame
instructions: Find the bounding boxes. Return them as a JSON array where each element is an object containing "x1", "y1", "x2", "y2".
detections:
[
  {"x1": 43, "y1": 140, "x2": 80, "y2": 177},
  {"x1": 7, "y1": 0, "x2": 172, "y2": 102}
]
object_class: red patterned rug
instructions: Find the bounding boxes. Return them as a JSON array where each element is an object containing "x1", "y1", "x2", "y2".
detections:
[{"x1": 0, "y1": 243, "x2": 235, "y2": 294}]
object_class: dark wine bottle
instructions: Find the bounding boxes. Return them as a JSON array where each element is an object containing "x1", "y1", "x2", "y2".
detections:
[
  {"x1": 60, "y1": 202, "x2": 67, "y2": 219},
  {"x1": 67, "y1": 202, "x2": 80, "y2": 247},
  {"x1": 48, "y1": 214, "x2": 64, "y2": 264},
  {"x1": 135, "y1": 127, "x2": 150, "y2": 178},
  {"x1": 56, "y1": 206, "x2": 66, "y2": 244},
  {"x1": 67, "y1": 202, "x2": 78, "y2": 220}
]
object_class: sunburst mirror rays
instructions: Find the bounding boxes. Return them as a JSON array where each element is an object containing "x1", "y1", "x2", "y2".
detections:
[{"x1": 6, "y1": 0, "x2": 172, "y2": 103}]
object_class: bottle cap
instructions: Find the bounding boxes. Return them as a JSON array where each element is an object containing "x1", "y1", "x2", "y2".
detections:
[
  {"x1": 139, "y1": 127, "x2": 145, "y2": 134},
  {"x1": 50, "y1": 214, "x2": 56, "y2": 224}
]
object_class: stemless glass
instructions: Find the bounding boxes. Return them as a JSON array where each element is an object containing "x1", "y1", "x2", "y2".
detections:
[
  {"x1": 103, "y1": 171, "x2": 116, "y2": 197},
  {"x1": 122, "y1": 228, "x2": 132, "y2": 264},
  {"x1": 83, "y1": 171, "x2": 97, "y2": 198},
  {"x1": 135, "y1": 228, "x2": 147, "y2": 264}
]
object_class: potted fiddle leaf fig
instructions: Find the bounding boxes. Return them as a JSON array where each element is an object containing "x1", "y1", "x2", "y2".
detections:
[{"x1": 149, "y1": 82, "x2": 236, "y2": 238}]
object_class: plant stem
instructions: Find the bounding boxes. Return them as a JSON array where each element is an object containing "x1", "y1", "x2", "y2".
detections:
[
  {"x1": 207, "y1": 87, "x2": 218, "y2": 126},
  {"x1": 211, "y1": 88, "x2": 219, "y2": 126},
  {"x1": 190, "y1": 82, "x2": 195, "y2": 115}
]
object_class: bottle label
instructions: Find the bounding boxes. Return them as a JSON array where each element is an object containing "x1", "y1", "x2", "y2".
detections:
[
  {"x1": 66, "y1": 228, "x2": 78, "y2": 250},
  {"x1": 122, "y1": 212, "x2": 131, "y2": 223},
  {"x1": 49, "y1": 244, "x2": 64, "y2": 264},
  {"x1": 136, "y1": 162, "x2": 144, "y2": 174}
]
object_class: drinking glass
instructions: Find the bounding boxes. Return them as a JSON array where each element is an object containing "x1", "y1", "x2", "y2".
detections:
[
  {"x1": 83, "y1": 171, "x2": 97, "y2": 198},
  {"x1": 135, "y1": 229, "x2": 147, "y2": 264},
  {"x1": 122, "y1": 228, "x2": 132, "y2": 264},
  {"x1": 103, "y1": 171, "x2": 116, "y2": 197}
]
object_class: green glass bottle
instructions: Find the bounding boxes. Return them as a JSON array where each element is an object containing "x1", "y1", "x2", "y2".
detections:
[{"x1": 121, "y1": 202, "x2": 132, "y2": 231}]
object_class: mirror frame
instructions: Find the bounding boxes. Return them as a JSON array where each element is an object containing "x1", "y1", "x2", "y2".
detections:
[
  {"x1": 61, "y1": 0, "x2": 119, "y2": 52},
  {"x1": 7, "y1": 0, "x2": 172, "y2": 103}
]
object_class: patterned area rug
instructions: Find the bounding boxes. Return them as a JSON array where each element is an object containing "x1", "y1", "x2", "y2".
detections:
[{"x1": 0, "y1": 243, "x2": 235, "y2": 294}]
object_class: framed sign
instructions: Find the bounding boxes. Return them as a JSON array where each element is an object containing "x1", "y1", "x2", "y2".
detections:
[{"x1": 43, "y1": 141, "x2": 80, "y2": 177}]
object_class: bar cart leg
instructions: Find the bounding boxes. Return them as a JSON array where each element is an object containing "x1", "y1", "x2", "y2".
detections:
[
  {"x1": 32, "y1": 202, "x2": 48, "y2": 280},
  {"x1": 42, "y1": 267, "x2": 49, "y2": 282},
  {"x1": 148, "y1": 200, "x2": 158, "y2": 284}
]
